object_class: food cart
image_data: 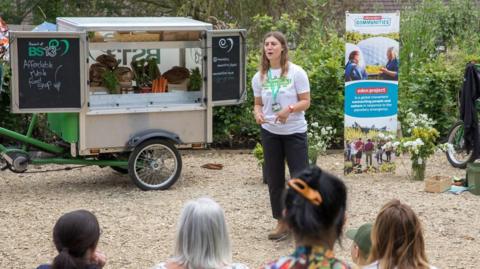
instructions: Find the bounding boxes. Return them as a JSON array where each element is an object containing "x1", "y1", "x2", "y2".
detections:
[{"x1": 1, "y1": 17, "x2": 246, "y2": 190}]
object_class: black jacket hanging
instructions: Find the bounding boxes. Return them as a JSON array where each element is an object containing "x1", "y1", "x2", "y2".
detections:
[{"x1": 460, "y1": 63, "x2": 480, "y2": 153}]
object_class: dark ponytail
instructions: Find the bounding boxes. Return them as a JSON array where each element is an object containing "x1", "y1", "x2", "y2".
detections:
[
  {"x1": 51, "y1": 210, "x2": 100, "y2": 269},
  {"x1": 284, "y1": 166, "x2": 347, "y2": 242},
  {"x1": 52, "y1": 248, "x2": 85, "y2": 269}
]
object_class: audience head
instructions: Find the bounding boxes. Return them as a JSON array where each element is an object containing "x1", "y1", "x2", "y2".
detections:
[
  {"x1": 51, "y1": 210, "x2": 101, "y2": 269},
  {"x1": 284, "y1": 166, "x2": 347, "y2": 246},
  {"x1": 369, "y1": 199, "x2": 429, "y2": 269},
  {"x1": 174, "y1": 197, "x2": 231, "y2": 269},
  {"x1": 347, "y1": 223, "x2": 372, "y2": 266}
]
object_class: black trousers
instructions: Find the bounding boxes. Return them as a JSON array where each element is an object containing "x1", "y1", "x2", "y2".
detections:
[{"x1": 261, "y1": 128, "x2": 308, "y2": 219}]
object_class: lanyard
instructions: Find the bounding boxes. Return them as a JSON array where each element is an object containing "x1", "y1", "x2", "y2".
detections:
[{"x1": 267, "y1": 69, "x2": 280, "y2": 102}]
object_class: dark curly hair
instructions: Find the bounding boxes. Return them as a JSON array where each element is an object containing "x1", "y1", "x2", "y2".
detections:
[{"x1": 284, "y1": 166, "x2": 347, "y2": 242}]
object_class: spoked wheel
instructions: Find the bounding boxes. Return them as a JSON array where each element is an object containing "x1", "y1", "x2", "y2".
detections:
[
  {"x1": 446, "y1": 121, "x2": 476, "y2": 169},
  {"x1": 128, "y1": 139, "x2": 182, "y2": 190}
]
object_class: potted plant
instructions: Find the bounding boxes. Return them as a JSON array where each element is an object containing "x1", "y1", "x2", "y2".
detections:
[
  {"x1": 188, "y1": 67, "x2": 202, "y2": 91},
  {"x1": 102, "y1": 70, "x2": 120, "y2": 94},
  {"x1": 307, "y1": 122, "x2": 336, "y2": 165},
  {"x1": 395, "y1": 111, "x2": 448, "y2": 181},
  {"x1": 252, "y1": 142, "x2": 267, "y2": 184},
  {"x1": 131, "y1": 57, "x2": 160, "y2": 93}
]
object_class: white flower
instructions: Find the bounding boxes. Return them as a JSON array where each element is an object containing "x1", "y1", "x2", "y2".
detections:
[
  {"x1": 414, "y1": 138, "x2": 424, "y2": 146},
  {"x1": 312, "y1": 122, "x2": 319, "y2": 128}
]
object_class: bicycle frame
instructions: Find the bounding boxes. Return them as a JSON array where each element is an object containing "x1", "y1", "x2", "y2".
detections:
[{"x1": 0, "y1": 114, "x2": 128, "y2": 167}]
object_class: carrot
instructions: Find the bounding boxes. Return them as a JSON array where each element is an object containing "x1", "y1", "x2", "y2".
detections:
[
  {"x1": 153, "y1": 78, "x2": 159, "y2": 93},
  {"x1": 153, "y1": 78, "x2": 160, "y2": 93},
  {"x1": 160, "y1": 77, "x2": 167, "y2": 93},
  {"x1": 159, "y1": 78, "x2": 164, "y2": 92}
]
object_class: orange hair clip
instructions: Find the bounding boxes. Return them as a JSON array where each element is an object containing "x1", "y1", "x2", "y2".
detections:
[{"x1": 287, "y1": 178, "x2": 323, "y2": 206}]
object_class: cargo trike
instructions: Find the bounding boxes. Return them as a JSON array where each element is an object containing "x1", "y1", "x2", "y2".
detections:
[{"x1": 0, "y1": 17, "x2": 246, "y2": 190}]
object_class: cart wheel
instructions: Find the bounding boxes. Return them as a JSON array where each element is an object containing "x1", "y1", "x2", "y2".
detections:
[
  {"x1": 128, "y1": 139, "x2": 182, "y2": 190},
  {"x1": 110, "y1": 166, "x2": 128, "y2": 174}
]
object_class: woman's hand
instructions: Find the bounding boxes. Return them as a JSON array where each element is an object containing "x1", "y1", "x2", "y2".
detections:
[
  {"x1": 255, "y1": 111, "x2": 266, "y2": 124},
  {"x1": 91, "y1": 250, "x2": 107, "y2": 268},
  {"x1": 275, "y1": 107, "x2": 290, "y2": 124},
  {"x1": 380, "y1": 67, "x2": 387, "y2": 73},
  {"x1": 254, "y1": 97, "x2": 266, "y2": 124}
]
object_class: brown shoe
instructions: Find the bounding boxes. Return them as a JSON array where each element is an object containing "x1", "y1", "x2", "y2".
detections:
[{"x1": 268, "y1": 221, "x2": 290, "y2": 241}]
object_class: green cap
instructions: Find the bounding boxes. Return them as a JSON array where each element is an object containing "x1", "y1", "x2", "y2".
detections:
[{"x1": 346, "y1": 223, "x2": 373, "y2": 255}]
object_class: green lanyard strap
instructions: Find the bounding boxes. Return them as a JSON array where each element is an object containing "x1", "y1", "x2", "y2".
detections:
[{"x1": 267, "y1": 69, "x2": 281, "y2": 102}]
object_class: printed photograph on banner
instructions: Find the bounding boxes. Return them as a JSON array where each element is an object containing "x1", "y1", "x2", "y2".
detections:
[{"x1": 344, "y1": 12, "x2": 399, "y2": 175}]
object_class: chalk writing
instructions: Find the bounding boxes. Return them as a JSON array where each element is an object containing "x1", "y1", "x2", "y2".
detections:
[
  {"x1": 23, "y1": 59, "x2": 61, "y2": 91},
  {"x1": 212, "y1": 36, "x2": 241, "y2": 101}
]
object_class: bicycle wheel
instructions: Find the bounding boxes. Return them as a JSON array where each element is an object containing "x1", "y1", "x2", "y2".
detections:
[
  {"x1": 128, "y1": 139, "x2": 182, "y2": 190},
  {"x1": 446, "y1": 121, "x2": 476, "y2": 169}
]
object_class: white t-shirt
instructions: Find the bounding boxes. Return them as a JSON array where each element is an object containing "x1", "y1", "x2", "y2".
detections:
[
  {"x1": 362, "y1": 260, "x2": 438, "y2": 269},
  {"x1": 252, "y1": 62, "x2": 310, "y2": 135}
]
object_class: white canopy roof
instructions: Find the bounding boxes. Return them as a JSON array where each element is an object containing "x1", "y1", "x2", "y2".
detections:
[{"x1": 56, "y1": 17, "x2": 213, "y2": 31}]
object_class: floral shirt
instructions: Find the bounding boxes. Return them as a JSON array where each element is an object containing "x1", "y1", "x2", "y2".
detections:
[{"x1": 263, "y1": 246, "x2": 351, "y2": 269}]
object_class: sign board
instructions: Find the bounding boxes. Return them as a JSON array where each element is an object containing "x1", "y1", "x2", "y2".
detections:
[
  {"x1": 10, "y1": 32, "x2": 85, "y2": 112},
  {"x1": 208, "y1": 30, "x2": 246, "y2": 106},
  {"x1": 212, "y1": 36, "x2": 240, "y2": 101}
]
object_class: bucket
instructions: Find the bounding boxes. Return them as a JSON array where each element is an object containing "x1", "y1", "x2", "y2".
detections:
[{"x1": 466, "y1": 163, "x2": 480, "y2": 195}]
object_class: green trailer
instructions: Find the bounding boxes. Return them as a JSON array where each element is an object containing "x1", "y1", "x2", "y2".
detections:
[{"x1": 1, "y1": 17, "x2": 246, "y2": 190}]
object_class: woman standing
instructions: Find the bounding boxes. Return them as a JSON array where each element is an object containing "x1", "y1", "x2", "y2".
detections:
[{"x1": 252, "y1": 31, "x2": 310, "y2": 240}]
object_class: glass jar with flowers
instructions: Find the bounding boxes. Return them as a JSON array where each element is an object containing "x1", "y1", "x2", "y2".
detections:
[
  {"x1": 396, "y1": 111, "x2": 443, "y2": 180},
  {"x1": 307, "y1": 122, "x2": 336, "y2": 165}
]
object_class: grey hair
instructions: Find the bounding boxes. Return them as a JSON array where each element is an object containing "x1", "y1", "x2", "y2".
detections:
[{"x1": 173, "y1": 197, "x2": 232, "y2": 269}]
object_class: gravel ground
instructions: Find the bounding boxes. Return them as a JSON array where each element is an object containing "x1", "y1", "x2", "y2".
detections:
[{"x1": 0, "y1": 151, "x2": 479, "y2": 269}]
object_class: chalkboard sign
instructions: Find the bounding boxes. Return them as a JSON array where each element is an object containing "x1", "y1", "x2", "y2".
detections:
[
  {"x1": 16, "y1": 36, "x2": 81, "y2": 110},
  {"x1": 212, "y1": 36, "x2": 241, "y2": 101}
]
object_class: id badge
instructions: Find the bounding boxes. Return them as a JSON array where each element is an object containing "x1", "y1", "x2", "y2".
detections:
[{"x1": 272, "y1": 103, "x2": 282, "y2": 112}]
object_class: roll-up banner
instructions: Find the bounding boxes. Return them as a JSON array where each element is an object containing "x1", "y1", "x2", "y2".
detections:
[{"x1": 344, "y1": 12, "x2": 400, "y2": 174}]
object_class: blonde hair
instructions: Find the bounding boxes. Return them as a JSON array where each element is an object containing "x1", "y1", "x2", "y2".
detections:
[
  {"x1": 260, "y1": 31, "x2": 289, "y2": 81},
  {"x1": 368, "y1": 200, "x2": 430, "y2": 269}
]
